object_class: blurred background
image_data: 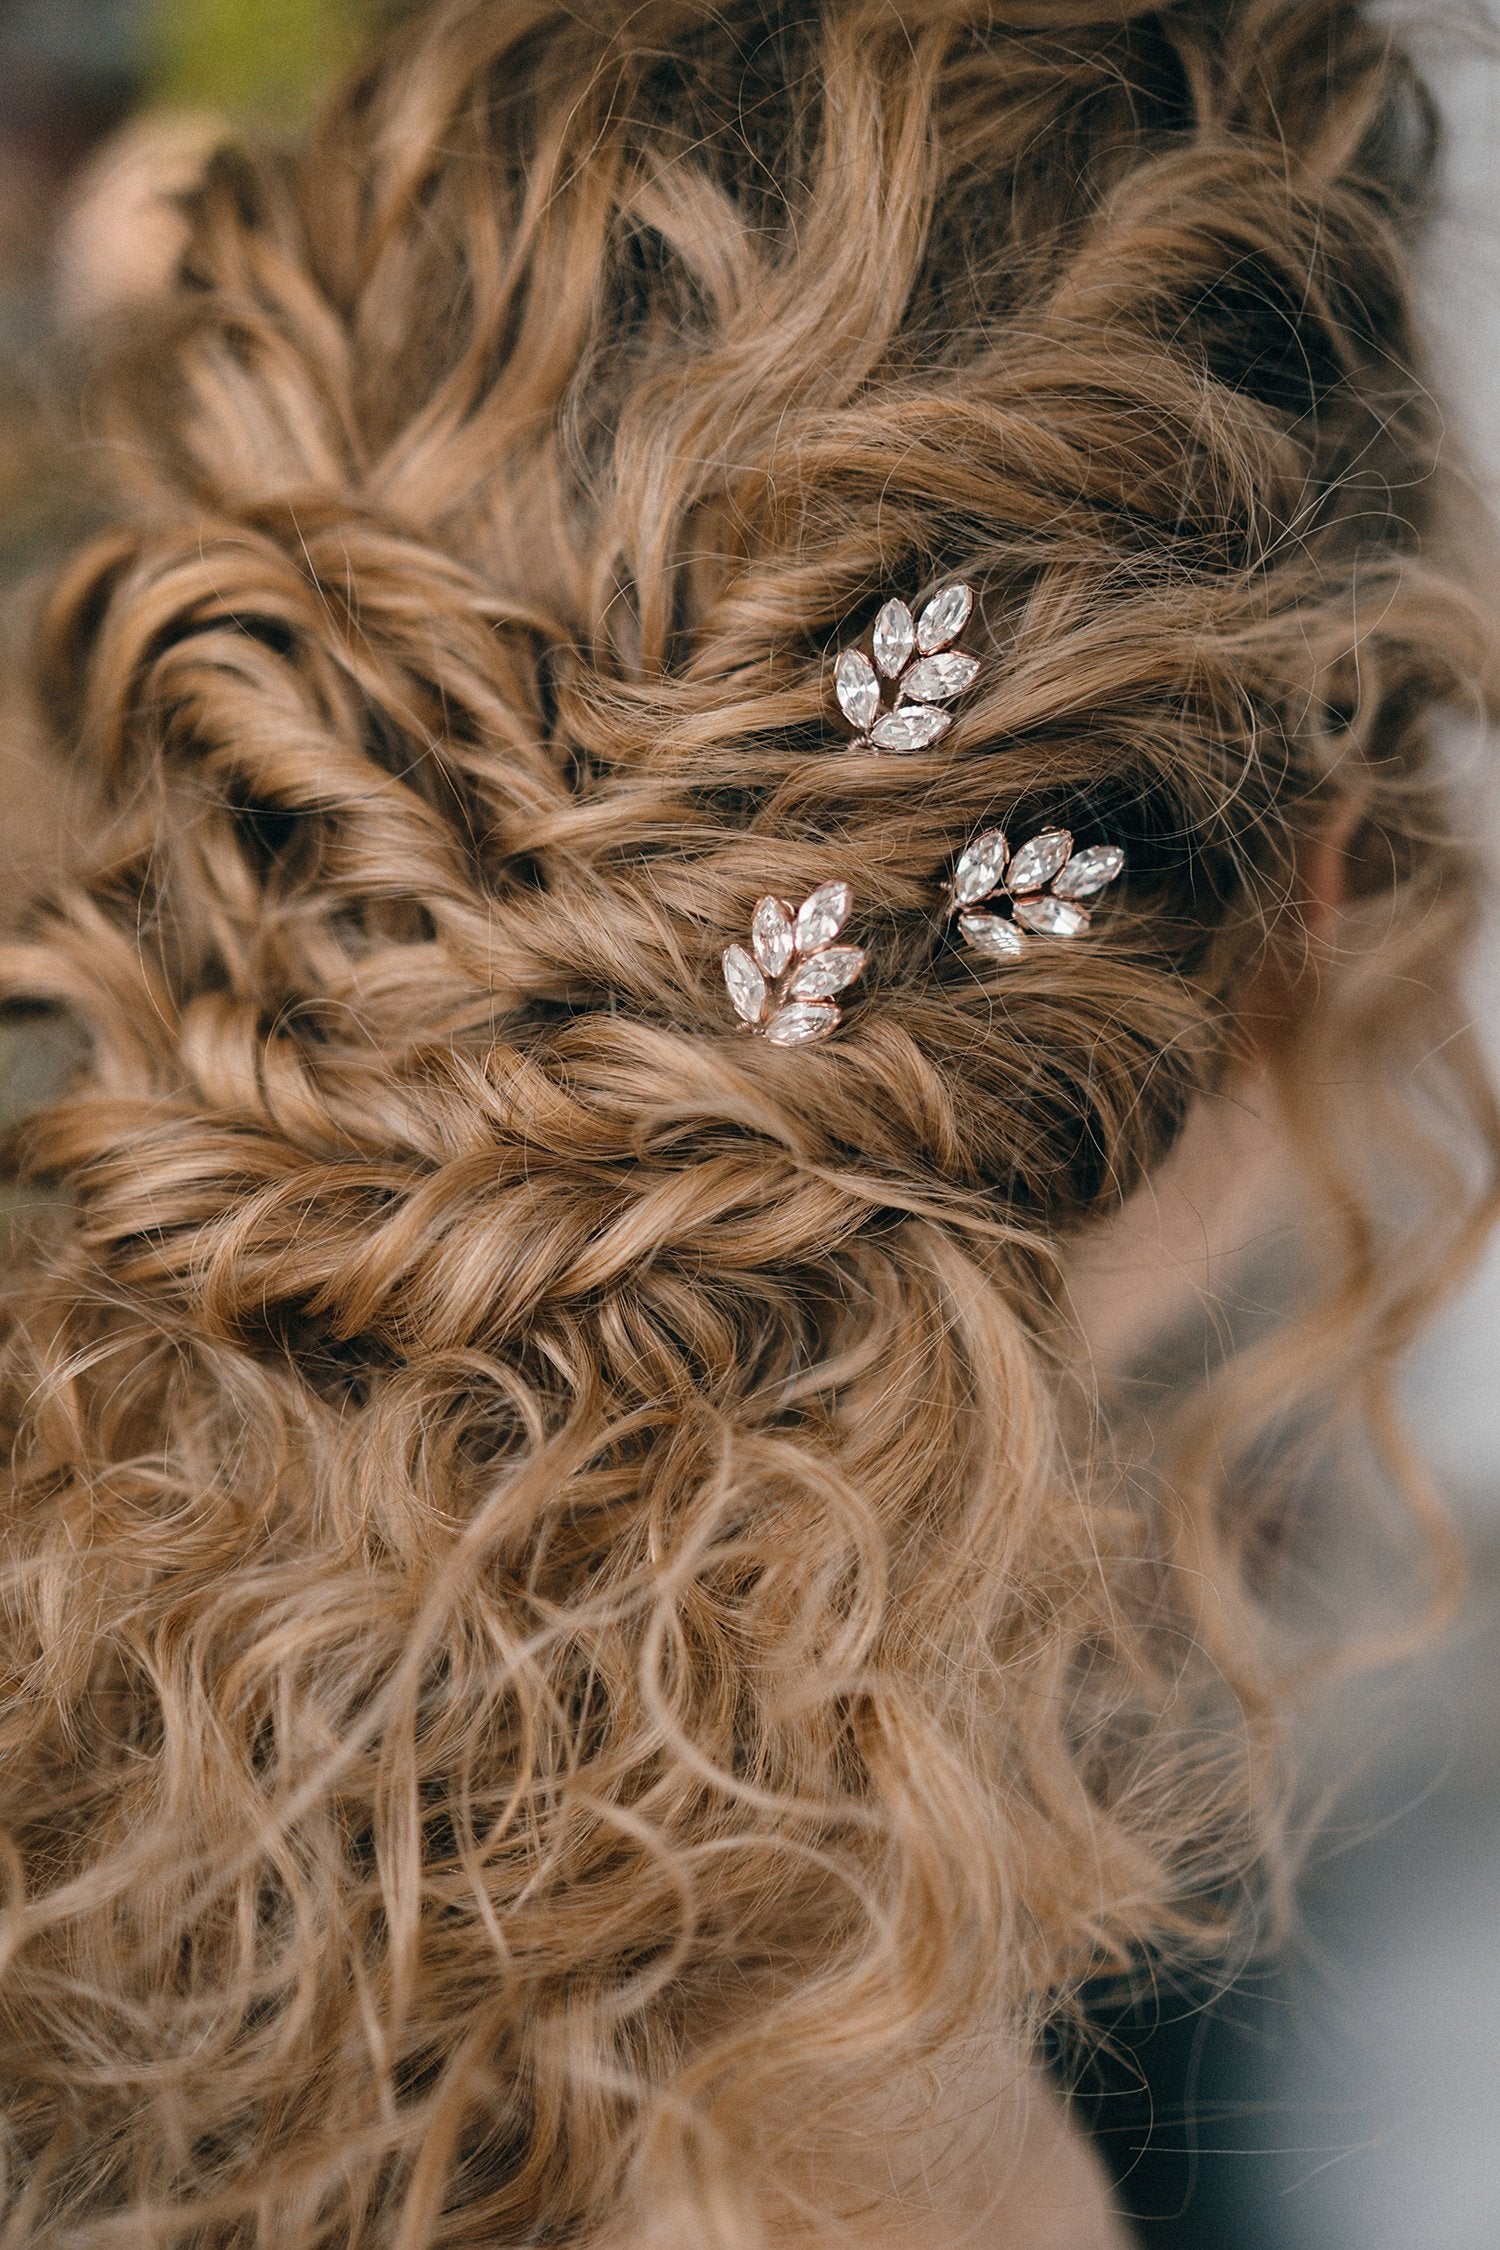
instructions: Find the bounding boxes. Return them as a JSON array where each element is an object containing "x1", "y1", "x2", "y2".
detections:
[{"x1": 0, "y1": 2, "x2": 1496, "y2": 2242}]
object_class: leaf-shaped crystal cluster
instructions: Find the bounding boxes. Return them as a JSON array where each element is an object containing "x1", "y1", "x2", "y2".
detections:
[
  {"x1": 948, "y1": 825, "x2": 1124, "y2": 959},
  {"x1": 834, "y1": 582, "x2": 981, "y2": 752},
  {"x1": 722, "y1": 882, "x2": 866, "y2": 1045}
]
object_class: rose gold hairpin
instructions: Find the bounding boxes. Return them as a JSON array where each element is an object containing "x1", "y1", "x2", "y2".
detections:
[
  {"x1": 723, "y1": 883, "x2": 867, "y2": 1046},
  {"x1": 834, "y1": 582, "x2": 981, "y2": 751},
  {"x1": 947, "y1": 826, "x2": 1125, "y2": 957}
]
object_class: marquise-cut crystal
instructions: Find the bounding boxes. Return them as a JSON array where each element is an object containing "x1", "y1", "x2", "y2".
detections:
[
  {"x1": 835, "y1": 647, "x2": 880, "y2": 731},
  {"x1": 1006, "y1": 829, "x2": 1073, "y2": 894},
  {"x1": 869, "y1": 704, "x2": 951, "y2": 753},
  {"x1": 916, "y1": 582, "x2": 973, "y2": 654},
  {"x1": 1013, "y1": 895, "x2": 1089, "y2": 938},
  {"x1": 900, "y1": 652, "x2": 980, "y2": 705},
  {"x1": 1050, "y1": 844, "x2": 1125, "y2": 900},
  {"x1": 794, "y1": 881, "x2": 852, "y2": 953},
  {"x1": 873, "y1": 599, "x2": 916, "y2": 678},
  {"x1": 953, "y1": 829, "x2": 1009, "y2": 906},
  {"x1": 786, "y1": 944, "x2": 866, "y2": 1000},
  {"x1": 751, "y1": 895, "x2": 796, "y2": 977},
  {"x1": 723, "y1": 944, "x2": 768, "y2": 1023},
  {"x1": 959, "y1": 913, "x2": 1026, "y2": 958},
  {"x1": 764, "y1": 1000, "x2": 841, "y2": 1046}
]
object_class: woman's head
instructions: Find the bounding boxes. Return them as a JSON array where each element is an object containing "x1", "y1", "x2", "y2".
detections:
[{"x1": 1, "y1": 3, "x2": 1495, "y2": 2243}]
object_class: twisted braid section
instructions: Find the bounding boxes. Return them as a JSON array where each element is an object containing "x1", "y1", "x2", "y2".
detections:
[{"x1": 0, "y1": 4, "x2": 1494, "y2": 2246}]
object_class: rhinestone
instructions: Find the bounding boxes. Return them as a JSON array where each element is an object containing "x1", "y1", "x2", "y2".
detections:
[
  {"x1": 916, "y1": 583, "x2": 973, "y2": 654},
  {"x1": 953, "y1": 829, "x2": 1009, "y2": 906},
  {"x1": 722, "y1": 944, "x2": 768, "y2": 1024},
  {"x1": 764, "y1": 1001, "x2": 841, "y2": 1046},
  {"x1": 900, "y1": 652, "x2": 980, "y2": 705},
  {"x1": 786, "y1": 944, "x2": 866, "y2": 1000},
  {"x1": 751, "y1": 896, "x2": 796, "y2": 977},
  {"x1": 873, "y1": 599, "x2": 916, "y2": 679},
  {"x1": 869, "y1": 704, "x2": 952, "y2": 753},
  {"x1": 794, "y1": 882, "x2": 852, "y2": 954},
  {"x1": 1013, "y1": 895, "x2": 1090, "y2": 938},
  {"x1": 959, "y1": 913, "x2": 1026, "y2": 959},
  {"x1": 1051, "y1": 844, "x2": 1125, "y2": 900},
  {"x1": 1006, "y1": 829, "x2": 1073, "y2": 895},
  {"x1": 835, "y1": 647, "x2": 880, "y2": 731}
]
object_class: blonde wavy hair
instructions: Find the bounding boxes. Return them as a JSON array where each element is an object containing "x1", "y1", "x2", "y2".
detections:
[{"x1": 1, "y1": 1, "x2": 1497, "y2": 2242}]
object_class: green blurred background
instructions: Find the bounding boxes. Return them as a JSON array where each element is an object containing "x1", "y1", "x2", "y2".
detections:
[
  {"x1": 146, "y1": 0, "x2": 367, "y2": 116},
  {"x1": 0, "y1": 0, "x2": 378, "y2": 124}
]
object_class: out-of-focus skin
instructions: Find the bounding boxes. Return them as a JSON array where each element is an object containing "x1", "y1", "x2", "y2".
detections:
[
  {"x1": 660, "y1": 2045, "x2": 1129, "y2": 2249},
  {"x1": 53, "y1": 107, "x2": 224, "y2": 324},
  {"x1": 831, "y1": 2061, "x2": 1132, "y2": 2249},
  {"x1": 0, "y1": 113, "x2": 226, "y2": 908},
  {"x1": 1066, "y1": 1064, "x2": 1292, "y2": 1380},
  {"x1": 1066, "y1": 810, "x2": 1358, "y2": 1379}
]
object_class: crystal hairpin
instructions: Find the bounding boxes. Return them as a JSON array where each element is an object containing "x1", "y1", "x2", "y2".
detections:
[
  {"x1": 723, "y1": 882, "x2": 866, "y2": 1045},
  {"x1": 834, "y1": 582, "x2": 982, "y2": 752},
  {"x1": 948, "y1": 826, "x2": 1125, "y2": 957}
]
